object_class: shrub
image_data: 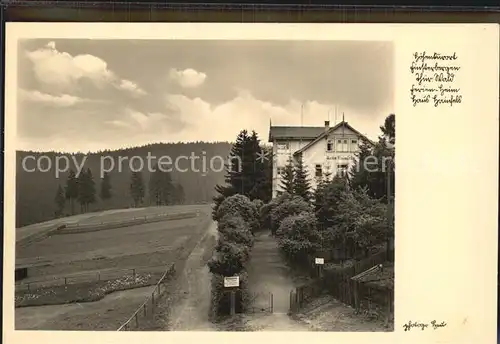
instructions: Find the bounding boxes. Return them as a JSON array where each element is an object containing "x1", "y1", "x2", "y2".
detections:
[
  {"x1": 271, "y1": 195, "x2": 312, "y2": 236},
  {"x1": 217, "y1": 215, "x2": 254, "y2": 248},
  {"x1": 209, "y1": 271, "x2": 250, "y2": 318},
  {"x1": 333, "y1": 188, "x2": 388, "y2": 257},
  {"x1": 208, "y1": 241, "x2": 250, "y2": 276},
  {"x1": 276, "y1": 211, "x2": 323, "y2": 265},
  {"x1": 214, "y1": 194, "x2": 259, "y2": 233}
]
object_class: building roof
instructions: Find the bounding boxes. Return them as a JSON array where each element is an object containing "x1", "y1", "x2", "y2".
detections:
[
  {"x1": 351, "y1": 262, "x2": 394, "y2": 290},
  {"x1": 268, "y1": 126, "x2": 325, "y2": 142},
  {"x1": 293, "y1": 121, "x2": 375, "y2": 156}
]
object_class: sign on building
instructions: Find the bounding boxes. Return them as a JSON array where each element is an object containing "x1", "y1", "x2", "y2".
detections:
[{"x1": 224, "y1": 275, "x2": 240, "y2": 287}]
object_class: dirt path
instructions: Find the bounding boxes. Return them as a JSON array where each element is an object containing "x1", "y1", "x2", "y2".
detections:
[
  {"x1": 164, "y1": 221, "x2": 219, "y2": 331},
  {"x1": 243, "y1": 232, "x2": 311, "y2": 331}
]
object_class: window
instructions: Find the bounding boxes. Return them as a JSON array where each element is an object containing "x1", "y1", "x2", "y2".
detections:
[
  {"x1": 277, "y1": 142, "x2": 289, "y2": 150},
  {"x1": 337, "y1": 139, "x2": 348, "y2": 152},
  {"x1": 277, "y1": 167, "x2": 285, "y2": 176},
  {"x1": 337, "y1": 163, "x2": 348, "y2": 177},
  {"x1": 327, "y1": 140, "x2": 333, "y2": 151},
  {"x1": 351, "y1": 139, "x2": 358, "y2": 152},
  {"x1": 315, "y1": 164, "x2": 322, "y2": 177}
]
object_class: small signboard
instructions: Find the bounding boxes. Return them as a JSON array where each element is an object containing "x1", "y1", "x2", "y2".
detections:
[
  {"x1": 224, "y1": 276, "x2": 240, "y2": 288},
  {"x1": 315, "y1": 258, "x2": 325, "y2": 265}
]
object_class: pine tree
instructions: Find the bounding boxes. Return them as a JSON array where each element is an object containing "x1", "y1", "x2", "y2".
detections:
[
  {"x1": 293, "y1": 155, "x2": 312, "y2": 202},
  {"x1": 149, "y1": 163, "x2": 174, "y2": 206},
  {"x1": 77, "y1": 168, "x2": 96, "y2": 213},
  {"x1": 100, "y1": 172, "x2": 112, "y2": 203},
  {"x1": 279, "y1": 157, "x2": 295, "y2": 195},
  {"x1": 76, "y1": 169, "x2": 87, "y2": 213},
  {"x1": 212, "y1": 130, "x2": 271, "y2": 217},
  {"x1": 65, "y1": 169, "x2": 78, "y2": 215},
  {"x1": 130, "y1": 171, "x2": 145, "y2": 207},
  {"x1": 54, "y1": 184, "x2": 65, "y2": 217},
  {"x1": 350, "y1": 114, "x2": 395, "y2": 202},
  {"x1": 172, "y1": 183, "x2": 185, "y2": 204}
]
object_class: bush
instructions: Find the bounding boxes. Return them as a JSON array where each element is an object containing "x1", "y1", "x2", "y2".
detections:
[
  {"x1": 208, "y1": 241, "x2": 250, "y2": 276},
  {"x1": 276, "y1": 211, "x2": 323, "y2": 265},
  {"x1": 271, "y1": 195, "x2": 312, "y2": 236},
  {"x1": 333, "y1": 188, "x2": 388, "y2": 257},
  {"x1": 217, "y1": 215, "x2": 254, "y2": 248},
  {"x1": 209, "y1": 271, "x2": 250, "y2": 318},
  {"x1": 214, "y1": 194, "x2": 260, "y2": 233}
]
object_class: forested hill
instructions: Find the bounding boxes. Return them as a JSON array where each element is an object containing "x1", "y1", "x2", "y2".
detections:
[{"x1": 16, "y1": 142, "x2": 232, "y2": 227}]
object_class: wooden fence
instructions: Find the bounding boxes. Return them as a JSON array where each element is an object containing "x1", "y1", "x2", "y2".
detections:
[
  {"x1": 289, "y1": 250, "x2": 388, "y2": 313},
  {"x1": 15, "y1": 265, "x2": 168, "y2": 292},
  {"x1": 117, "y1": 263, "x2": 176, "y2": 331}
]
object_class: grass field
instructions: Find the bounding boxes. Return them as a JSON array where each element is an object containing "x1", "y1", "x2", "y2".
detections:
[{"x1": 14, "y1": 204, "x2": 214, "y2": 330}]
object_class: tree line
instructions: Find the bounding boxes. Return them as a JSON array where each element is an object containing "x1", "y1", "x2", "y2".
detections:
[
  {"x1": 54, "y1": 166, "x2": 186, "y2": 218},
  {"x1": 16, "y1": 142, "x2": 230, "y2": 226}
]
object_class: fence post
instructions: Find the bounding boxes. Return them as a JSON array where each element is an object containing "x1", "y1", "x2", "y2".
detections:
[
  {"x1": 144, "y1": 304, "x2": 147, "y2": 317},
  {"x1": 97, "y1": 272, "x2": 100, "y2": 281},
  {"x1": 64, "y1": 277, "x2": 67, "y2": 285},
  {"x1": 27, "y1": 283, "x2": 31, "y2": 292},
  {"x1": 135, "y1": 313, "x2": 138, "y2": 327},
  {"x1": 132, "y1": 269, "x2": 136, "y2": 281}
]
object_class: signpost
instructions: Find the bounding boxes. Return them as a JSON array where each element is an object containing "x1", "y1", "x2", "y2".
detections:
[
  {"x1": 224, "y1": 276, "x2": 240, "y2": 316},
  {"x1": 315, "y1": 258, "x2": 325, "y2": 279}
]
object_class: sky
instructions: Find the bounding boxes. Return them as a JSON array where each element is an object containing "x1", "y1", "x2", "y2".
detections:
[{"x1": 17, "y1": 39, "x2": 394, "y2": 153}]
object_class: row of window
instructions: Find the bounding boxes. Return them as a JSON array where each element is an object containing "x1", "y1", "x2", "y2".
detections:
[
  {"x1": 277, "y1": 139, "x2": 359, "y2": 153},
  {"x1": 327, "y1": 139, "x2": 358, "y2": 153},
  {"x1": 277, "y1": 163, "x2": 348, "y2": 178}
]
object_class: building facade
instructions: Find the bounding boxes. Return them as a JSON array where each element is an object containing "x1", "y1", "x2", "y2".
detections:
[{"x1": 268, "y1": 120, "x2": 374, "y2": 199}]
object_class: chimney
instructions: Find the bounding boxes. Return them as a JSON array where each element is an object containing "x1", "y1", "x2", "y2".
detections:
[{"x1": 324, "y1": 120, "x2": 330, "y2": 132}]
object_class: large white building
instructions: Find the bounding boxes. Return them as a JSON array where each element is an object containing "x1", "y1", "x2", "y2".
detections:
[{"x1": 268, "y1": 120, "x2": 374, "y2": 198}]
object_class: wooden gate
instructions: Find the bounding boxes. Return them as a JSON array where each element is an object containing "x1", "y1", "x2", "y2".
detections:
[{"x1": 247, "y1": 291, "x2": 274, "y2": 314}]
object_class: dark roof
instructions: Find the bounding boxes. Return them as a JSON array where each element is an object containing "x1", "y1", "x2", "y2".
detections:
[
  {"x1": 351, "y1": 263, "x2": 394, "y2": 290},
  {"x1": 293, "y1": 121, "x2": 375, "y2": 156},
  {"x1": 268, "y1": 126, "x2": 325, "y2": 142}
]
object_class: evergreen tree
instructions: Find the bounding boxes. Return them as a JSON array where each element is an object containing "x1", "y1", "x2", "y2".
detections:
[
  {"x1": 350, "y1": 114, "x2": 395, "y2": 202},
  {"x1": 212, "y1": 130, "x2": 271, "y2": 218},
  {"x1": 54, "y1": 184, "x2": 65, "y2": 217},
  {"x1": 76, "y1": 168, "x2": 96, "y2": 213},
  {"x1": 149, "y1": 163, "x2": 174, "y2": 205},
  {"x1": 100, "y1": 172, "x2": 112, "y2": 202},
  {"x1": 279, "y1": 157, "x2": 295, "y2": 195},
  {"x1": 293, "y1": 155, "x2": 312, "y2": 202},
  {"x1": 171, "y1": 183, "x2": 185, "y2": 204},
  {"x1": 65, "y1": 169, "x2": 78, "y2": 215},
  {"x1": 130, "y1": 171, "x2": 145, "y2": 207}
]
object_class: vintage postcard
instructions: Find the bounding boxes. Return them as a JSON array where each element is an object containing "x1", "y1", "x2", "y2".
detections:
[{"x1": 2, "y1": 23, "x2": 498, "y2": 344}]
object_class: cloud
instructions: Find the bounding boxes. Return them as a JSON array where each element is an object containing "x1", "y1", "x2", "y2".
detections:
[
  {"x1": 169, "y1": 68, "x2": 207, "y2": 88},
  {"x1": 17, "y1": 89, "x2": 389, "y2": 153},
  {"x1": 116, "y1": 79, "x2": 147, "y2": 96},
  {"x1": 26, "y1": 41, "x2": 146, "y2": 96},
  {"x1": 20, "y1": 89, "x2": 85, "y2": 107}
]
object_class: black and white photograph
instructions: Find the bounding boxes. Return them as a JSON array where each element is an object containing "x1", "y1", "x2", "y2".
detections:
[
  {"x1": 3, "y1": 23, "x2": 498, "y2": 343},
  {"x1": 13, "y1": 38, "x2": 395, "y2": 331}
]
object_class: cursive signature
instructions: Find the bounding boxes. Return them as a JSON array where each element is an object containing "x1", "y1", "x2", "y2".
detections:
[{"x1": 403, "y1": 320, "x2": 447, "y2": 331}]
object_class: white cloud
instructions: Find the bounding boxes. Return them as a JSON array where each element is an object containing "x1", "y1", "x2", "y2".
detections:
[
  {"x1": 169, "y1": 68, "x2": 207, "y2": 88},
  {"x1": 18, "y1": 90, "x2": 388, "y2": 153},
  {"x1": 26, "y1": 41, "x2": 146, "y2": 96},
  {"x1": 20, "y1": 89, "x2": 84, "y2": 107},
  {"x1": 116, "y1": 79, "x2": 146, "y2": 96}
]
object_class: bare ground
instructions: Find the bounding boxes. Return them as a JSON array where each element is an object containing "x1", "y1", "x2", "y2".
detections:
[
  {"x1": 14, "y1": 206, "x2": 213, "y2": 330},
  {"x1": 144, "y1": 221, "x2": 219, "y2": 331},
  {"x1": 291, "y1": 295, "x2": 393, "y2": 332}
]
